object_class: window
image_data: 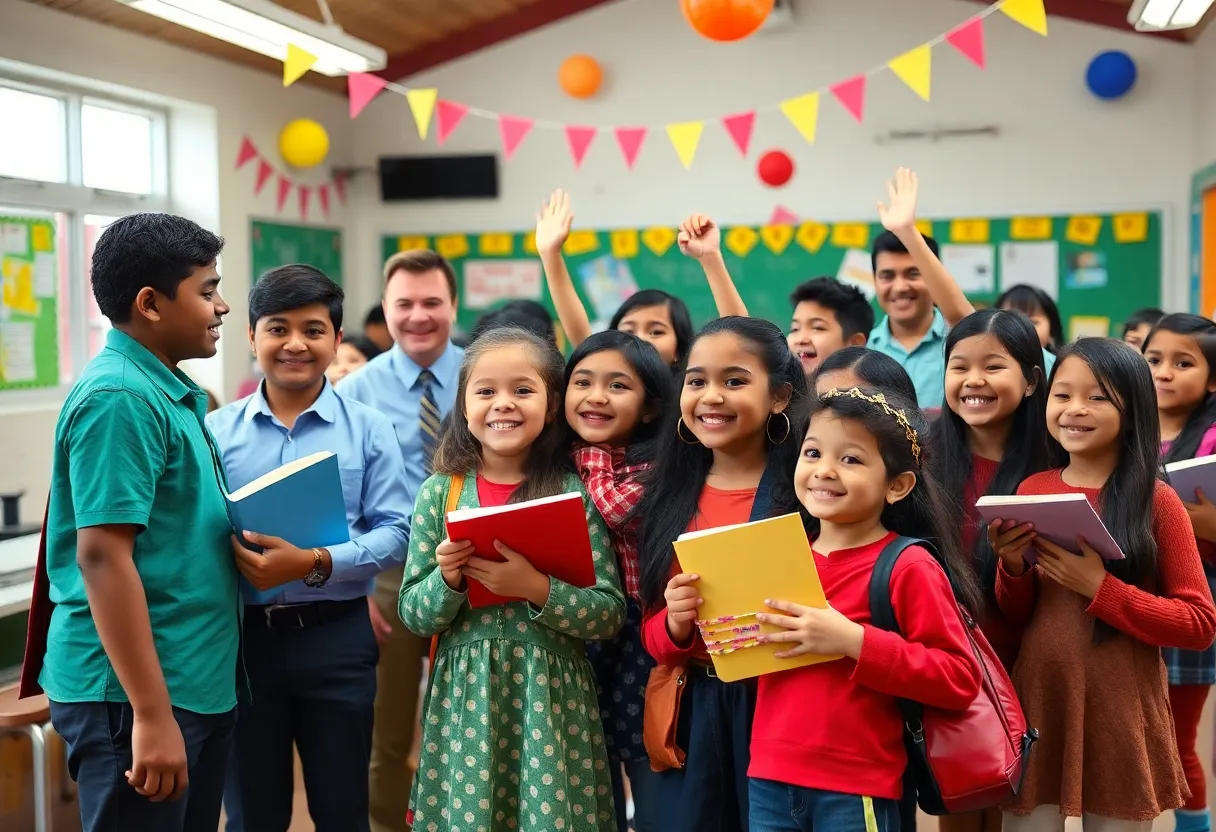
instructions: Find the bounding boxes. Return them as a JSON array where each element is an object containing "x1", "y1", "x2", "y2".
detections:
[{"x1": 0, "y1": 76, "x2": 169, "y2": 394}]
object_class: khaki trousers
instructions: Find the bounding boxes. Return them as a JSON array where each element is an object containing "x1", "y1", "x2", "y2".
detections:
[{"x1": 368, "y1": 566, "x2": 426, "y2": 832}]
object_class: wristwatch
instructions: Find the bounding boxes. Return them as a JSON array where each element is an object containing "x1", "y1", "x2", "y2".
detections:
[{"x1": 303, "y1": 547, "x2": 330, "y2": 588}]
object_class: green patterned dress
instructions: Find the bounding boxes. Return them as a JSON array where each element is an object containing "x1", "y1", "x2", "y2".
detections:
[{"x1": 400, "y1": 471, "x2": 626, "y2": 832}]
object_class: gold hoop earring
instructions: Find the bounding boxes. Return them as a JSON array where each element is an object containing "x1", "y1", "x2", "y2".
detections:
[
  {"x1": 676, "y1": 418, "x2": 700, "y2": 445},
  {"x1": 767, "y1": 412, "x2": 791, "y2": 445}
]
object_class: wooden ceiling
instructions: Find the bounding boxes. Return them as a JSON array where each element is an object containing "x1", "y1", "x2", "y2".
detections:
[{"x1": 24, "y1": 0, "x2": 1215, "y2": 94}]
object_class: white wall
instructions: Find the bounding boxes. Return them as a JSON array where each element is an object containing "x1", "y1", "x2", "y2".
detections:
[
  {"x1": 1198, "y1": 27, "x2": 1216, "y2": 167},
  {"x1": 0, "y1": 0, "x2": 351, "y2": 519},
  {"x1": 349, "y1": 0, "x2": 1199, "y2": 317}
]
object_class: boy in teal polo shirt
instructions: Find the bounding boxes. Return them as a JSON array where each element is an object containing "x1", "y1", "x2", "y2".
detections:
[{"x1": 40, "y1": 213, "x2": 239, "y2": 832}]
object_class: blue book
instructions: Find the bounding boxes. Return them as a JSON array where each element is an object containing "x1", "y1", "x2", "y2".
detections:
[{"x1": 225, "y1": 451, "x2": 350, "y2": 550}]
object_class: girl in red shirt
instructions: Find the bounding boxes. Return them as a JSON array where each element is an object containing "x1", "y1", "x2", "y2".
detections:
[
  {"x1": 633, "y1": 316, "x2": 808, "y2": 832},
  {"x1": 991, "y1": 338, "x2": 1216, "y2": 830},
  {"x1": 751, "y1": 386, "x2": 983, "y2": 832}
]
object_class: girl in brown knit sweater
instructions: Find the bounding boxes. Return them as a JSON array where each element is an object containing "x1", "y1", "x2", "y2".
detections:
[{"x1": 988, "y1": 338, "x2": 1216, "y2": 831}]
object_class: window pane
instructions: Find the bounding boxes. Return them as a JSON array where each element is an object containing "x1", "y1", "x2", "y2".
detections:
[
  {"x1": 84, "y1": 214, "x2": 117, "y2": 359},
  {"x1": 0, "y1": 86, "x2": 66, "y2": 183},
  {"x1": 82, "y1": 104, "x2": 153, "y2": 194}
]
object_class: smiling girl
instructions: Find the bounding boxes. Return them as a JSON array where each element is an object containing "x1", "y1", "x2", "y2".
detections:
[
  {"x1": 398, "y1": 326, "x2": 626, "y2": 832},
  {"x1": 990, "y1": 339, "x2": 1216, "y2": 831},
  {"x1": 1143, "y1": 314, "x2": 1216, "y2": 832},
  {"x1": 633, "y1": 317, "x2": 807, "y2": 831}
]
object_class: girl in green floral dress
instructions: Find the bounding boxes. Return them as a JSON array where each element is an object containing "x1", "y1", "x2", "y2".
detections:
[{"x1": 400, "y1": 326, "x2": 626, "y2": 832}]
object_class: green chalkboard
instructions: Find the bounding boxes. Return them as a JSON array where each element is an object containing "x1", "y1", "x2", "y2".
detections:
[
  {"x1": 381, "y1": 212, "x2": 1162, "y2": 340},
  {"x1": 252, "y1": 219, "x2": 343, "y2": 286},
  {"x1": 0, "y1": 214, "x2": 60, "y2": 391}
]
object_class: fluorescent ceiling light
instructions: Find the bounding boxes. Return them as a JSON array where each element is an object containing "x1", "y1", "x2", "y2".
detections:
[
  {"x1": 116, "y1": 0, "x2": 387, "y2": 76},
  {"x1": 1128, "y1": 0, "x2": 1216, "y2": 30}
]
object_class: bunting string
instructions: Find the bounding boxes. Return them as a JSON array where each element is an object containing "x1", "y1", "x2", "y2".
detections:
[{"x1": 234, "y1": 136, "x2": 347, "y2": 221}]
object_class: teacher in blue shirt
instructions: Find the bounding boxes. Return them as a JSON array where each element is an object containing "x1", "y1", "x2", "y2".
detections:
[
  {"x1": 207, "y1": 265, "x2": 410, "y2": 832},
  {"x1": 338, "y1": 248, "x2": 464, "y2": 832}
]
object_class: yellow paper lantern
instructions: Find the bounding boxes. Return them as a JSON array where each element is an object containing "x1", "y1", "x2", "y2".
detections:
[{"x1": 279, "y1": 118, "x2": 329, "y2": 169}]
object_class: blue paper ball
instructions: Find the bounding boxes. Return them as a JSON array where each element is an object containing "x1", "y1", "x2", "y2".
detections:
[{"x1": 1086, "y1": 50, "x2": 1137, "y2": 100}]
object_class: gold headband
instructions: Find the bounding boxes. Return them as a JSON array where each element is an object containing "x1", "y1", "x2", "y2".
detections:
[{"x1": 820, "y1": 386, "x2": 921, "y2": 465}]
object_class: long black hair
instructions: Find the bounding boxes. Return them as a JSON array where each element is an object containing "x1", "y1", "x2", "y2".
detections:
[
  {"x1": 996, "y1": 284, "x2": 1064, "y2": 353},
  {"x1": 609, "y1": 289, "x2": 695, "y2": 368},
  {"x1": 1142, "y1": 313, "x2": 1216, "y2": 464},
  {"x1": 813, "y1": 346, "x2": 918, "y2": 403},
  {"x1": 1051, "y1": 339, "x2": 1161, "y2": 640},
  {"x1": 931, "y1": 309, "x2": 1057, "y2": 604},
  {"x1": 634, "y1": 317, "x2": 808, "y2": 610},
  {"x1": 564, "y1": 330, "x2": 674, "y2": 465},
  {"x1": 804, "y1": 388, "x2": 983, "y2": 614}
]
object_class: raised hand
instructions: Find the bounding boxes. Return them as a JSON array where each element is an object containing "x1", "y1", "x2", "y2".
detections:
[
  {"x1": 535, "y1": 189, "x2": 574, "y2": 257},
  {"x1": 677, "y1": 214, "x2": 722, "y2": 260},
  {"x1": 877, "y1": 166, "x2": 920, "y2": 236}
]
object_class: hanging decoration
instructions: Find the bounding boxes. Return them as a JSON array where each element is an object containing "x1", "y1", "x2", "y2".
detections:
[
  {"x1": 330, "y1": 0, "x2": 1045, "y2": 172},
  {"x1": 278, "y1": 119, "x2": 330, "y2": 169},
  {"x1": 1086, "y1": 50, "x2": 1137, "y2": 101},
  {"x1": 283, "y1": 44, "x2": 317, "y2": 87},
  {"x1": 559, "y1": 54, "x2": 604, "y2": 99},
  {"x1": 235, "y1": 135, "x2": 346, "y2": 220},
  {"x1": 757, "y1": 150, "x2": 794, "y2": 188}
]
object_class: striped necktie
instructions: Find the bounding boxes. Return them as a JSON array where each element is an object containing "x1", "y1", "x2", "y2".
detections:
[{"x1": 418, "y1": 369, "x2": 440, "y2": 473}]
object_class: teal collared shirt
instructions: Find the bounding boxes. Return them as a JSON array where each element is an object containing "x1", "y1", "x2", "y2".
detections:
[
  {"x1": 868, "y1": 309, "x2": 1058, "y2": 409},
  {"x1": 41, "y1": 329, "x2": 239, "y2": 714}
]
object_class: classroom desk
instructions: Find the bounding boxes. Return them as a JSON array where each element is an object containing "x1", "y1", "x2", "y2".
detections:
[{"x1": 0, "y1": 532, "x2": 37, "y2": 620}]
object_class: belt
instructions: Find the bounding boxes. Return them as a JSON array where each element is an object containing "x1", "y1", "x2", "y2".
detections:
[{"x1": 246, "y1": 597, "x2": 366, "y2": 630}]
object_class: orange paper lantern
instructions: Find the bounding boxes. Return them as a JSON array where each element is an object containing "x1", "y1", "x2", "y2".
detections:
[
  {"x1": 559, "y1": 55, "x2": 603, "y2": 99},
  {"x1": 681, "y1": 0, "x2": 774, "y2": 42}
]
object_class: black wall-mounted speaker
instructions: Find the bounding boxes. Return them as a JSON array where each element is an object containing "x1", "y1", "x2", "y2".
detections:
[{"x1": 377, "y1": 154, "x2": 499, "y2": 201}]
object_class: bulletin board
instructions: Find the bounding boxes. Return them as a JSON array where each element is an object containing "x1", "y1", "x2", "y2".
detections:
[
  {"x1": 381, "y1": 211, "x2": 1162, "y2": 340},
  {"x1": 0, "y1": 214, "x2": 60, "y2": 391},
  {"x1": 251, "y1": 219, "x2": 343, "y2": 286}
]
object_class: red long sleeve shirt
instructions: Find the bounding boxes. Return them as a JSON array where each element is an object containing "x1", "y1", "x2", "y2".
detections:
[
  {"x1": 749, "y1": 532, "x2": 981, "y2": 800},
  {"x1": 995, "y1": 470, "x2": 1216, "y2": 650}
]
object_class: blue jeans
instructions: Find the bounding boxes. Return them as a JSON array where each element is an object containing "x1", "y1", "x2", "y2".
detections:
[
  {"x1": 749, "y1": 778, "x2": 901, "y2": 832},
  {"x1": 49, "y1": 700, "x2": 235, "y2": 832}
]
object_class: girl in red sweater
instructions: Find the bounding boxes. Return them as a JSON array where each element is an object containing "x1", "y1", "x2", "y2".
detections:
[
  {"x1": 749, "y1": 386, "x2": 983, "y2": 832},
  {"x1": 991, "y1": 338, "x2": 1216, "y2": 831},
  {"x1": 633, "y1": 316, "x2": 808, "y2": 832},
  {"x1": 1143, "y1": 314, "x2": 1216, "y2": 832}
]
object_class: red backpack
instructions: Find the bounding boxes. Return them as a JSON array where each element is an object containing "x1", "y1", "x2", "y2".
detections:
[{"x1": 868, "y1": 536, "x2": 1038, "y2": 815}]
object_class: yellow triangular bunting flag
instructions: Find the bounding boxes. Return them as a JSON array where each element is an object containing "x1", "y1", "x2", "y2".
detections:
[
  {"x1": 780, "y1": 92, "x2": 820, "y2": 144},
  {"x1": 1000, "y1": 0, "x2": 1048, "y2": 35},
  {"x1": 283, "y1": 44, "x2": 317, "y2": 87},
  {"x1": 406, "y1": 88, "x2": 439, "y2": 140},
  {"x1": 666, "y1": 122, "x2": 704, "y2": 170},
  {"x1": 888, "y1": 45, "x2": 932, "y2": 101}
]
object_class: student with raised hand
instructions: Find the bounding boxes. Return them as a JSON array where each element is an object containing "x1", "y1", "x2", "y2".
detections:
[
  {"x1": 207, "y1": 265, "x2": 410, "y2": 832},
  {"x1": 35, "y1": 213, "x2": 238, "y2": 831},
  {"x1": 787, "y1": 277, "x2": 874, "y2": 377},
  {"x1": 535, "y1": 189, "x2": 745, "y2": 369}
]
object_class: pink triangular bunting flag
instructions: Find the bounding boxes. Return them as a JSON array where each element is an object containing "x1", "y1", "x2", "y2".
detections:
[
  {"x1": 318, "y1": 184, "x2": 330, "y2": 218},
  {"x1": 436, "y1": 100, "x2": 469, "y2": 146},
  {"x1": 830, "y1": 75, "x2": 867, "y2": 124},
  {"x1": 946, "y1": 17, "x2": 986, "y2": 68},
  {"x1": 565, "y1": 126, "x2": 597, "y2": 169},
  {"x1": 254, "y1": 160, "x2": 274, "y2": 195},
  {"x1": 769, "y1": 205, "x2": 800, "y2": 226},
  {"x1": 236, "y1": 137, "x2": 258, "y2": 169},
  {"x1": 276, "y1": 177, "x2": 292, "y2": 213},
  {"x1": 722, "y1": 112, "x2": 755, "y2": 157},
  {"x1": 615, "y1": 127, "x2": 647, "y2": 170},
  {"x1": 333, "y1": 173, "x2": 347, "y2": 205},
  {"x1": 299, "y1": 186, "x2": 311, "y2": 221},
  {"x1": 498, "y1": 115, "x2": 534, "y2": 161},
  {"x1": 348, "y1": 72, "x2": 388, "y2": 119}
]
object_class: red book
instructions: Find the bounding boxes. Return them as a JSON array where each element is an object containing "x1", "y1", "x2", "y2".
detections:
[{"x1": 445, "y1": 492, "x2": 596, "y2": 608}]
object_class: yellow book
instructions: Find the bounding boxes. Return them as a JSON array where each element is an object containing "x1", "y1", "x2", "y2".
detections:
[{"x1": 673, "y1": 513, "x2": 841, "y2": 682}]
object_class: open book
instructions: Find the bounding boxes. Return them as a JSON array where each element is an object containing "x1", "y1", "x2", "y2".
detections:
[
  {"x1": 975, "y1": 493, "x2": 1124, "y2": 563},
  {"x1": 673, "y1": 512, "x2": 840, "y2": 683},
  {"x1": 1164, "y1": 453, "x2": 1216, "y2": 503},
  {"x1": 446, "y1": 491, "x2": 595, "y2": 608},
  {"x1": 225, "y1": 451, "x2": 350, "y2": 550}
]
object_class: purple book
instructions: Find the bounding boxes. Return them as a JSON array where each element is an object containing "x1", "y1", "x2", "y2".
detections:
[
  {"x1": 975, "y1": 493, "x2": 1125, "y2": 563},
  {"x1": 1164, "y1": 454, "x2": 1216, "y2": 504}
]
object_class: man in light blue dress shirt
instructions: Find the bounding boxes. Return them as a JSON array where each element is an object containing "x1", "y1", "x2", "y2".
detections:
[
  {"x1": 207, "y1": 265, "x2": 410, "y2": 832},
  {"x1": 337, "y1": 248, "x2": 464, "y2": 832}
]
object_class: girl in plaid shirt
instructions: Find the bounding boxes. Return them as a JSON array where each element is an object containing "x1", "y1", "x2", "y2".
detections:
[{"x1": 1142, "y1": 314, "x2": 1216, "y2": 832}]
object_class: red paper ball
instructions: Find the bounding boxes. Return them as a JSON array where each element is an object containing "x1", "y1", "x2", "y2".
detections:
[
  {"x1": 681, "y1": 0, "x2": 774, "y2": 42},
  {"x1": 559, "y1": 54, "x2": 603, "y2": 99},
  {"x1": 757, "y1": 150, "x2": 794, "y2": 188}
]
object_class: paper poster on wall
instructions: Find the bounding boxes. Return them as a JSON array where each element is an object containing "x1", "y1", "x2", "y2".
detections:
[
  {"x1": 34, "y1": 252, "x2": 56, "y2": 298},
  {"x1": 463, "y1": 260, "x2": 543, "y2": 309},
  {"x1": 999, "y1": 241, "x2": 1059, "y2": 299},
  {"x1": 577, "y1": 255, "x2": 638, "y2": 325},
  {"x1": 0, "y1": 321, "x2": 37, "y2": 382},
  {"x1": 2, "y1": 223, "x2": 29, "y2": 256},
  {"x1": 836, "y1": 249, "x2": 875, "y2": 298},
  {"x1": 0, "y1": 214, "x2": 60, "y2": 390},
  {"x1": 941, "y1": 244, "x2": 995, "y2": 293},
  {"x1": 1065, "y1": 251, "x2": 1108, "y2": 290},
  {"x1": 1069, "y1": 315, "x2": 1111, "y2": 341}
]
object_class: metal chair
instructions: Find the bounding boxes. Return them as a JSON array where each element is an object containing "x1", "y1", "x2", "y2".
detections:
[{"x1": 0, "y1": 682, "x2": 52, "y2": 832}]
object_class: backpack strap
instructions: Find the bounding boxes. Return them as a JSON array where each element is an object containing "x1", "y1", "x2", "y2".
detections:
[
  {"x1": 427, "y1": 473, "x2": 466, "y2": 667},
  {"x1": 868, "y1": 535, "x2": 932, "y2": 732},
  {"x1": 747, "y1": 464, "x2": 776, "y2": 523}
]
